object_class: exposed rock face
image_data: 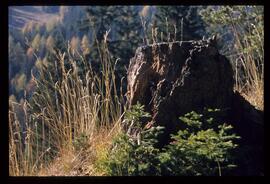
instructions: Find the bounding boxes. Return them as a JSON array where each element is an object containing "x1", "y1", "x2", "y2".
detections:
[
  {"x1": 230, "y1": 91, "x2": 264, "y2": 175},
  {"x1": 127, "y1": 38, "x2": 234, "y2": 139},
  {"x1": 126, "y1": 38, "x2": 263, "y2": 175}
]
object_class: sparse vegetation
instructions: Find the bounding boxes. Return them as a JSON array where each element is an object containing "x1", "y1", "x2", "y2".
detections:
[
  {"x1": 96, "y1": 105, "x2": 240, "y2": 176},
  {"x1": 200, "y1": 6, "x2": 264, "y2": 110},
  {"x1": 9, "y1": 31, "x2": 124, "y2": 176},
  {"x1": 9, "y1": 5, "x2": 263, "y2": 176}
]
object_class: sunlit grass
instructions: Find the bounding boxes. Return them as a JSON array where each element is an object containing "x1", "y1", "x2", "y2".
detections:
[{"x1": 9, "y1": 32, "x2": 125, "y2": 176}]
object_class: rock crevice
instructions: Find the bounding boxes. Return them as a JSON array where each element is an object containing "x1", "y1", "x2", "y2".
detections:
[
  {"x1": 127, "y1": 38, "x2": 234, "y2": 133},
  {"x1": 126, "y1": 37, "x2": 264, "y2": 174}
]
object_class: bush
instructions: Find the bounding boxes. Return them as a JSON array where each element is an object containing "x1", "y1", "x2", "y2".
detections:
[
  {"x1": 96, "y1": 105, "x2": 240, "y2": 176},
  {"x1": 96, "y1": 103, "x2": 163, "y2": 175},
  {"x1": 159, "y1": 109, "x2": 240, "y2": 176}
]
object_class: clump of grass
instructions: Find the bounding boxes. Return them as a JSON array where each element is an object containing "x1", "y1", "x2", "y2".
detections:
[
  {"x1": 9, "y1": 30, "x2": 125, "y2": 176},
  {"x1": 232, "y1": 9, "x2": 264, "y2": 110},
  {"x1": 140, "y1": 15, "x2": 179, "y2": 45},
  {"x1": 200, "y1": 6, "x2": 264, "y2": 110}
]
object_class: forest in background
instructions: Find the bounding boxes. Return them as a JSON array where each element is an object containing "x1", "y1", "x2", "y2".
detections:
[{"x1": 8, "y1": 6, "x2": 264, "y2": 176}]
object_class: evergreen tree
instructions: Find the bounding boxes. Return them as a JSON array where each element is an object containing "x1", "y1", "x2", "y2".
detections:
[
  {"x1": 46, "y1": 35, "x2": 55, "y2": 52},
  {"x1": 153, "y1": 6, "x2": 206, "y2": 41},
  {"x1": 41, "y1": 6, "x2": 59, "y2": 13},
  {"x1": 51, "y1": 28, "x2": 66, "y2": 52},
  {"x1": 15, "y1": 73, "x2": 27, "y2": 94},
  {"x1": 59, "y1": 6, "x2": 85, "y2": 40},
  {"x1": 9, "y1": 36, "x2": 27, "y2": 81},
  {"x1": 70, "y1": 36, "x2": 81, "y2": 56},
  {"x1": 81, "y1": 35, "x2": 90, "y2": 57},
  {"x1": 79, "y1": 6, "x2": 143, "y2": 87},
  {"x1": 31, "y1": 33, "x2": 41, "y2": 51},
  {"x1": 39, "y1": 36, "x2": 47, "y2": 58},
  {"x1": 45, "y1": 17, "x2": 59, "y2": 33},
  {"x1": 22, "y1": 21, "x2": 38, "y2": 42}
]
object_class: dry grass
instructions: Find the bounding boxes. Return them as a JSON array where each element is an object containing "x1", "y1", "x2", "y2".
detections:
[
  {"x1": 232, "y1": 13, "x2": 264, "y2": 111},
  {"x1": 9, "y1": 31, "x2": 125, "y2": 176},
  {"x1": 232, "y1": 22, "x2": 264, "y2": 111},
  {"x1": 37, "y1": 120, "x2": 122, "y2": 176},
  {"x1": 200, "y1": 6, "x2": 264, "y2": 111},
  {"x1": 225, "y1": 7, "x2": 264, "y2": 111},
  {"x1": 239, "y1": 82, "x2": 263, "y2": 111},
  {"x1": 9, "y1": 8, "x2": 263, "y2": 175}
]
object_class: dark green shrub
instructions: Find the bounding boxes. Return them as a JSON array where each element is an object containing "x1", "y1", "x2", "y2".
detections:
[
  {"x1": 97, "y1": 105, "x2": 240, "y2": 176},
  {"x1": 96, "y1": 103, "x2": 163, "y2": 175},
  {"x1": 123, "y1": 102, "x2": 151, "y2": 136},
  {"x1": 98, "y1": 128, "x2": 163, "y2": 176}
]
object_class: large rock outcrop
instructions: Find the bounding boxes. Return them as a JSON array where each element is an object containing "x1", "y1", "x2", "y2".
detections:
[
  {"x1": 127, "y1": 37, "x2": 234, "y2": 138},
  {"x1": 126, "y1": 37, "x2": 263, "y2": 175}
]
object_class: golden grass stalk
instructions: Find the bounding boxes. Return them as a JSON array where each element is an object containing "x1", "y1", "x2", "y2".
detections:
[{"x1": 9, "y1": 31, "x2": 125, "y2": 176}]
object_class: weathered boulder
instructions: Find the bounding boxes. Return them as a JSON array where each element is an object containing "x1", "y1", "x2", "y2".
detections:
[
  {"x1": 126, "y1": 37, "x2": 264, "y2": 175},
  {"x1": 230, "y1": 91, "x2": 264, "y2": 175},
  {"x1": 127, "y1": 37, "x2": 234, "y2": 139}
]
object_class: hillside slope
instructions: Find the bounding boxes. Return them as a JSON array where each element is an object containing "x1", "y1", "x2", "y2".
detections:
[{"x1": 8, "y1": 6, "x2": 59, "y2": 30}]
